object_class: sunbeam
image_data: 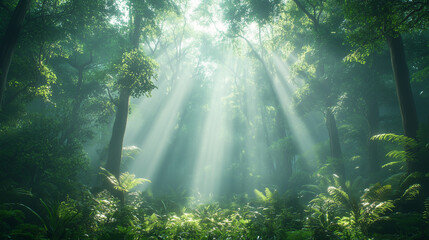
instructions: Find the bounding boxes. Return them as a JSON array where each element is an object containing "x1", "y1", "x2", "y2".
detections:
[
  {"x1": 270, "y1": 54, "x2": 317, "y2": 163},
  {"x1": 124, "y1": 63, "x2": 196, "y2": 189},
  {"x1": 190, "y1": 62, "x2": 232, "y2": 199}
]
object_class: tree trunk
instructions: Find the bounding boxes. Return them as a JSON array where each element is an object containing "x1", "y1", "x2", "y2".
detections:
[
  {"x1": 326, "y1": 108, "x2": 345, "y2": 180},
  {"x1": 386, "y1": 33, "x2": 420, "y2": 173},
  {"x1": 0, "y1": 0, "x2": 31, "y2": 108},
  {"x1": 105, "y1": 88, "x2": 131, "y2": 178},
  {"x1": 105, "y1": 0, "x2": 141, "y2": 179},
  {"x1": 386, "y1": 34, "x2": 418, "y2": 139}
]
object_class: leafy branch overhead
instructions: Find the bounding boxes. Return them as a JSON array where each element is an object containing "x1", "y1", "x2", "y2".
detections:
[{"x1": 116, "y1": 49, "x2": 158, "y2": 98}]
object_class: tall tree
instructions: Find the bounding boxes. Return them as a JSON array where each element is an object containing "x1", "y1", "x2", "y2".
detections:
[
  {"x1": 104, "y1": 0, "x2": 174, "y2": 178},
  {"x1": 340, "y1": 0, "x2": 428, "y2": 139},
  {"x1": 340, "y1": 0, "x2": 428, "y2": 173}
]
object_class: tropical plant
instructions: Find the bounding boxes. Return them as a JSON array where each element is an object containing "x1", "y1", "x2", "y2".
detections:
[{"x1": 100, "y1": 167, "x2": 151, "y2": 194}]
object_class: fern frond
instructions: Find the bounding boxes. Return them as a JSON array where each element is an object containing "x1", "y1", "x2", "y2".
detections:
[
  {"x1": 382, "y1": 161, "x2": 404, "y2": 168},
  {"x1": 99, "y1": 167, "x2": 150, "y2": 192},
  {"x1": 401, "y1": 172, "x2": 424, "y2": 189},
  {"x1": 254, "y1": 189, "x2": 267, "y2": 202},
  {"x1": 371, "y1": 133, "x2": 417, "y2": 148},
  {"x1": 99, "y1": 167, "x2": 120, "y2": 187},
  {"x1": 401, "y1": 184, "x2": 421, "y2": 200},
  {"x1": 386, "y1": 150, "x2": 407, "y2": 161},
  {"x1": 371, "y1": 200, "x2": 394, "y2": 218},
  {"x1": 328, "y1": 186, "x2": 349, "y2": 206},
  {"x1": 265, "y1": 188, "x2": 273, "y2": 200},
  {"x1": 362, "y1": 183, "x2": 392, "y2": 202},
  {"x1": 119, "y1": 172, "x2": 150, "y2": 192}
]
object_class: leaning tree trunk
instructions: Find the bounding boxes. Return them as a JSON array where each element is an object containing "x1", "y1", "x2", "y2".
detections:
[
  {"x1": 0, "y1": 0, "x2": 31, "y2": 108},
  {"x1": 386, "y1": 33, "x2": 420, "y2": 173}
]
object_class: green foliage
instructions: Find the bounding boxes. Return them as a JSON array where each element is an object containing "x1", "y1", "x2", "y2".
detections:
[
  {"x1": 371, "y1": 133, "x2": 418, "y2": 148},
  {"x1": 254, "y1": 187, "x2": 277, "y2": 204},
  {"x1": 0, "y1": 116, "x2": 88, "y2": 198},
  {"x1": 116, "y1": 49, "x2": 158, "y2": 98},
  {"x1": 100, "y1": 167, "x2": 151, "y2": 193},
  {"x1": 307, "y1": 181, "x2": 398, "y2": 239}
]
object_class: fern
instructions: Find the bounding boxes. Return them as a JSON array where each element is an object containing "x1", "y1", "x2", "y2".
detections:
[
  {"x1": 382, "y1": 161, "x2": 404, "y2": 168},
  {"x1": 327, "y1": 186, "x2": 349, "y2": 205},
  {"x1": 385, "y1": 150, "x2": 408, "y2": 161},
  {"x1": 363, "y1": 200, "x2": 394, "y2": 223},
  {"x1": 265, "y1": 188, "x2": 273, "y2": 200},
  {"x1": 361, "y1": 183, "x2": 392, "y2": 203},
  {"x1": 119, "y1": 172, "x2": 151, "y2": 192},
  {"x1": 400, "y1": 171, "x2": 424, "y2": 189},
  {"x1": 371, "y1": 133, "x2": 417, "y2": 148},
  {"x1": 100, "y1": 167, "x2": 150, "y2": 192},
  {"x1": 254, "y1": 189, "x2": 267, "y2": 203},
  {"x1": 401, "y1": 184, "x2": 421, "y2": 200}
]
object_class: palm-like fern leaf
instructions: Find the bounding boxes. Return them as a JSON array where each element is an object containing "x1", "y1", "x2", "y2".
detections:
[
  {"x1": 362, "y1": 183, "x2": 392, "y2": 202},
  {"x1": 254, "y1": 189, "x2": 268, "y2": 202},
  {"x1": 371, "y1": 133, "x2": 417, "y2": 148},
  {"x1": 401, "y1": 172, "x2": 424, "y2": 189},
  {"x1": 401, "y1": 184, "x2": 421, "y2": 200},
  {"x1": 265, "y1": 188, "x2": 273, "y2": 200},
  {"x1": 100, "y1": 167, "x2": 150, "y2": 192},
  {"x1": 119, "y1": 172, "x2": 151, "y2": 192},
  {"x1": 365, "y1": 200, "x2": 394, "y2": 221},
  {"x1": 328, "y1": 186, "x2": 349, "y2": 206},
  {"x1": 385, "y1": 150, "x2": 408, "y2": 161}
]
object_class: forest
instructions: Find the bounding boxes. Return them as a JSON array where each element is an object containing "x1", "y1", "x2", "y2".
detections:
[{"x1": 0, "y1": 0, "x2": 428, "y2": 239}]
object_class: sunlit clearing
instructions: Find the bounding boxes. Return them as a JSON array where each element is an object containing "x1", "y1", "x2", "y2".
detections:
[{"x1": 270, "y1": 54, "x2": 317, "y2": 162}]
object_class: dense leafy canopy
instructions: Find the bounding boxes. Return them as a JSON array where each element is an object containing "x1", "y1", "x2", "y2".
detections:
[{"x1": 0, "y1": 0, "x2": 428, "y2": 239}]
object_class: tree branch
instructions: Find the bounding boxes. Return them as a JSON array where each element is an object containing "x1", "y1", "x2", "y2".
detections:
[{"x1": 106, "y1": 86, "x2": 118, "y2": 107}]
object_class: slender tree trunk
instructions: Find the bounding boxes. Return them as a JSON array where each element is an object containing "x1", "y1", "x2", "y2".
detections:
[
  {"x1": 105, "y1": 88, "x2": 131, "y2": 178},
  {"x1": 326, "y1": 108, "x2": 344, "y2": 180},
  {"x1": 386, "y1": 33, "x2": 420, "y2": 173},
  {"x1": 386, "y1": 34, "x2": 418, "y2": 139},
  {"x1": 105, "y1": 1, "x2": 142, "y2": 179},
  {"x1": 0, "y1": 0, "x2": 31, "y2": 108}
]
